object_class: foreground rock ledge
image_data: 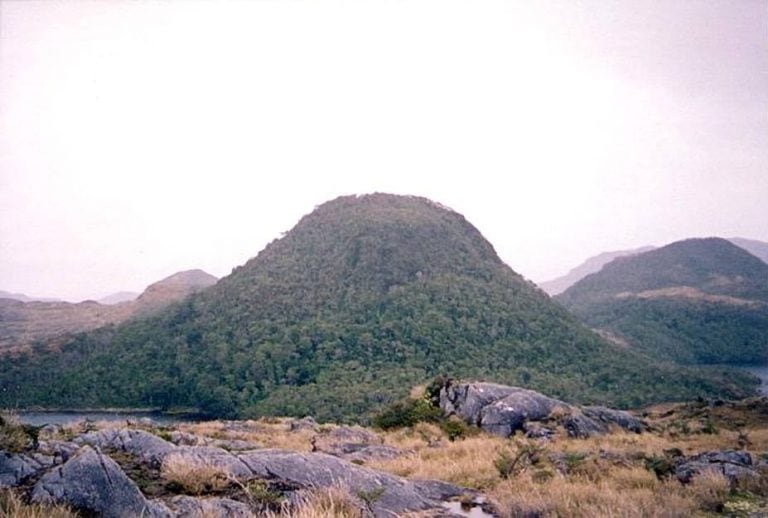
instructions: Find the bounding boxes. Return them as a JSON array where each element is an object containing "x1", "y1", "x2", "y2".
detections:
[{"x1": 3, "y1": 428, "x2": 473, "y2": 517}]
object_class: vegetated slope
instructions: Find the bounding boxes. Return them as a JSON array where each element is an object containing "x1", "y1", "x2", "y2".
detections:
[
  {"x1": 0, "y1": 196, "x2": 754, "y2": 420},
  {"x1": 0, "y1": 270, "x2": 217, "y2": 352},
  {"x1": 557, "y1": 238, "x2": 768, "y2": 365},
  {"x1": 540, "y1": 238, "x2": 768, "y2": 296},
  {"x1": 729, "y1": 237, "x2": 768, "y2": 265},
  {"x1": 539, "y1": 247, "x2": 656, "y2": 296}
]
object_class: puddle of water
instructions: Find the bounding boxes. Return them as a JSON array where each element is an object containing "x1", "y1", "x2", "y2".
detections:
[{"x1": 441, "y1": 500, "x2": 495, "y2": 517}]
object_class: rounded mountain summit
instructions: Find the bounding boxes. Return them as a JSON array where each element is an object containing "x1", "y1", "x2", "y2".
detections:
[{"x1": 1, "y1": 194, "x2": 754, "y2": 420}]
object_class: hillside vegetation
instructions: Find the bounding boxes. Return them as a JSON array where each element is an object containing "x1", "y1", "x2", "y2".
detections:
[
  {"x1": 557, "y1": 238, "x2": 768, "y2": 364},
  {"x1": 0, "y1": 196, "x2": 756, "y2": 420}
]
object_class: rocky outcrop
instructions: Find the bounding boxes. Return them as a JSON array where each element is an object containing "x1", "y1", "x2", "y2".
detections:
[
  {"x1": 675, "y1": 450, "x2": 758, "y2": 486},
  {"x1": 582, "y1": 406, "x2": 646, "y2": 433},
  {"x1": 76, "y1": 428, "x2": 177, "y2": 466},
  {"x1": 31, "y1": 446, "x2": 171, "y2": 517},
  {"x1": 238, "y1": 449, "x2": 465, "y2": 517},
  {"x1": 440, "y1": 381, "x2": 645, "y2": 438},
  {"x1": 3, "y1": 424, "x2": 470, "y2": 518},
  {"x1": 169, "y1": 431, "x2": 258, "y2": 451}
]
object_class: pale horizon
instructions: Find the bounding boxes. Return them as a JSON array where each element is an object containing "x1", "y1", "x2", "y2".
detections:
[{"x1": 2, "y1": 0, "x2": 766, "y2": 301}]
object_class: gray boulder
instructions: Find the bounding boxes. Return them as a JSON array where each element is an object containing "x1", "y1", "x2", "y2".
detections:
[
  {"x1": 0, "y1": 451, "x2": 54, "y2": 488},
  {"x1": 75, "y1": 428, "x2": 176, "y2": 466},
  {"x1": 582, "y1": 406, "x2": 646, "y2": 433},
  {"x1": 31, "y1": 446, "x2": 171, "y2": 517},
  {"x1": 562, "y1": 412, "x2": 608, "y2": 439},
  {"x1": 440, "y1": 381, "x2": 646, "y2": 438},
  {"x1": 238, "y1": 449, "x2": 448, "y2": 517},
  {"x1": 479, "y1": 389, "x2": 566, "y2": 436},
  {"x1": 676, "y1": 450, "x2": 757, "y2": 486},
  {"x1": 168, "y1": 431, "x2": 257, "y2": 451},
  {"x1": 440, "y1": 382, "x2": 522, "y2": 426}
]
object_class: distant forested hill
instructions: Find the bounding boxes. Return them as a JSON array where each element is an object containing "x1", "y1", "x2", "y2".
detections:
[
  {"x1": 557, "y1": 238, "x2": 768, "y2": 365},
  {"x1": 0, "y1": 197, "x2": 755, "y2": 420}
]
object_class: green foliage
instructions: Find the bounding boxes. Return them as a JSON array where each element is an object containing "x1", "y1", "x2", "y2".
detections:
[
  {"x1": 558, "y1": 238, "x2": 768, "y2": 365},
  {"x1": 494, "y1": 440, "x2": 545, "y2": 479},
  {"x1": 372, "y1": 397, "x2": 441, "y2": 430},
  {"x1": 0, "y1": 412, "x2": 36, "y2": 453},
  {"x1": 562, "y1": 451, "x2": 588, "y2": 472},
  {"x1": 0, "y1": 198, "x2": 758, "y2": 421},
  {"x1": 645, "y1": 454, "x2": 676, "y2": 480},
  {"x1": 355, "y1": 486, "x2": 385, "y2": 505},
  {"x1": 439, "y1": 419, "x2": 473, "y2": 441},
  {"x1": 244, "y1": 480, "x2": 282, "y2": 507}
]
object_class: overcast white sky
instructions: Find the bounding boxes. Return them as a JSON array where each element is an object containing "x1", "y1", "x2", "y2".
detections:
[{"x1": 1, "y1": 0, "x2": 767, "y2": 301}]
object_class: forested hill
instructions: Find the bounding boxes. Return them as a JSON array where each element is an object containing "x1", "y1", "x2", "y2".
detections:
[
  {"x1": 557, "y1": 238, "x2": 768, "y2": 365},
  {"x1": 0, "y1": 196, "x2": 755, "y2": 420}
]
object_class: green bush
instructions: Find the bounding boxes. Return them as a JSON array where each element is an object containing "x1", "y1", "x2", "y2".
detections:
[
  {"x1": 372, "y1": 397, "x2": 441, "y2": 430},
  {"x1": 439, "y1": 419, "x2": 471, "y2": 441}
]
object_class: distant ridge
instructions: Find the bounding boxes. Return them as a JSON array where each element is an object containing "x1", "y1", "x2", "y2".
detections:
[
  {"x1": 557, "y1": 238, "x2": 768, "y2": 365},
  {"x1": 97, "y1": 291, "x2": 140, "y2": 305},
  {"x1": 0, "y1": 195, "x2": 754, "y2": 420},
  {"x1": 0, "y1": 269, "x2": 217, "y2": 352},
  {"x1": 0, "y1": 290, "x2": 61, "y2": 303},
  {"x1": 540, "y1": 238, "x2": 768, "y2": 295},
  {"x1": 729, "y1": 237, "x2": 768, "y2": 265},
  {"x1": 539, "y1": 247, "x2": 656, "y2": 295}
]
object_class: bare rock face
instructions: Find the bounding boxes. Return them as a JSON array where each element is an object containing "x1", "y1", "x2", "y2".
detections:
[
  {"x1": 439, "y1": 381, "x2": 646, "y2": 438},
  {"x1": 582, "y1": 406, "x2": 646, "y2": 433},
  {"x1": 0, "y1": 451, "x2": 54, "y2": 488},
  {"x1": 31, "y1": 446, "x2": 171, "y2": 518},
  {"x1": 237, "y1": 449, "x2": 465, "y2": 517},
  {"x1": 676, "y1": 450, "x2": 757, "y2": 486},
  {"x1": 75, "y1": 428, "x2": 177, "y2": 467},
  {"x1": 163, "y1": 446, "x2": 253, "y2": 479}
]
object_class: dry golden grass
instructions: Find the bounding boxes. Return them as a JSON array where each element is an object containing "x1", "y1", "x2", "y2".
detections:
[
  {"x1": 0, "y1": 490, "x2": 77, "y2": 518},
  {"x1": 267, "y1": 487, "x2": 362, "y2": 518},
  {"x1": 370, "y1": 421, "x2": 768, "y2": 517},
  {"x1": 58, "y1": 398, "x2": 768, "y2": 518},
  {"x1": 161, "y1": 453, "x2": 230, "y2": 495}
]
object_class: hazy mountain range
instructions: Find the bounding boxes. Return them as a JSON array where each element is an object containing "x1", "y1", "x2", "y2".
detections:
[
  {"x1": 0, "y1": 269, "x2": 217, "y2": 352},
  {"x1": 539, "y1": 238, "x2": 768, "y2": 295}
]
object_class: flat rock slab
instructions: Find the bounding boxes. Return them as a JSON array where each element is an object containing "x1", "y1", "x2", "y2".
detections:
[
  {"x1": 238, "y1": 449, "x2": 453, "y2": 517},
  {"x1": 75, "y1": 428, "x2": 176, "y2": 466},
  {"x1": 163, "y1": 446, "x2": 253, "y2": 479},
  {"x1": 31, "y1": 445, "x2": 171, "y2": 518}
]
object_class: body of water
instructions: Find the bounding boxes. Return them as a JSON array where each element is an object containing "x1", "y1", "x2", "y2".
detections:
[
  {"x1": 15, "y1": 410, "x2": 201, "y2": 427},
  {"x1": 735, "y1": 365, "x2": 768, "y2": 395}
]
